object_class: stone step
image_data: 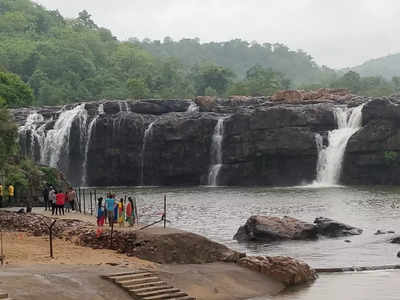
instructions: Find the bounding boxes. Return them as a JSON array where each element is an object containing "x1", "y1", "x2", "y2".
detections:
[
  {"x1": 136, "y1": 288, "x2": 180, "y2": 298},
  {"x1": 125, "y1": 281, "x2": 167, "y2": 290},
  {"x1": 117, "y1": 276, "x2": 160, "y2": 285},
  {"x1": 0, "y1": 291, "x2": 8, "y2": 299},
  {"x1": 105, "y1": 270, "x2": 150, "y2": 278},
  {"x1": 142, "y1": 291, "x2": 188, "y2": 300},
  {"x1": 110, "y1": 272, "x2": 154, "y2": 281},
  {"x1": 131, "y1": 285, "x2": 173, "y2": 294}
]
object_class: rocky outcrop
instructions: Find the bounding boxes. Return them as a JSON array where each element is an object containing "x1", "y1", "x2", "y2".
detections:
[
  {"x1": 313, "y1": 217, "x2": 363, "y2": 237},
  {"x1": 234, "y1": 216, "x2": 318, "y2": 242},
  {"x1": 16, "y1": 91, "x2": 398, "y2": 187},
  {"x1": 342, "y1": 98, "x2": 400, "y2": 184},
  {"x1": 238, "y1": 256, "x2": 317, "y2": 286},
  {"x1": 271, "y1": 88, "x2": 354, "y2": 104},
  {"x1": 234, "y1": 215, "x2": 363, "y2": 242}
]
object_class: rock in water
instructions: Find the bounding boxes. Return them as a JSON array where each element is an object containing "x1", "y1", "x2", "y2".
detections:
[
  {"x1": 391, "y1": 236, "x2": 400, "y2": 244},
  {"x1": 233, "y1": 216, "x2": 318, "y2": 242},
  {"x1": 238, "y1": 256, "x2": 317, "y2": 286},
  {"x1": 314, "y1": 217, "x2": 363, "y2": 237}
]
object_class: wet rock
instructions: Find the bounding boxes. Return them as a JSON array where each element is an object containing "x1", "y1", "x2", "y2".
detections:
[
  {"x1": 314, "y1": 217, "x2": 363, "y2": 237},
  {"x1": 391, "y1": 236, "x2": 400, "y2": 244},
  {"x1": 375, "y1": 230, "x2": 395, "y2": 235},
  {"x1": 238, "y1": 255, "x2": 317, "y2": 286},
  {"x1": 344, "y1": 240, "x2": 352, "y2": 243},
  {"x1": 233, "y1": 216, "x2": 318, "y2": 242},
  {"x1": 397, "y1": 251, "x2": 400, "y2": 258}
]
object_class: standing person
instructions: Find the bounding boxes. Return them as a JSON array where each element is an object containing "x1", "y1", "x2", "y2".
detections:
[
  {"x1": 0, "y1": 183, "x2": 3, "y2": 208},
  {"x1": 113, "y1": 195, "x2": 118, "y2": 224},
  {"x1": 56, "y1": 191, "x2": 65, "y2": 216},
  {"x1": 49, "y1": 187, "x2": 56, "y2": 215},
  {"x1": 118, "y1": 198, "x2": 124, "y2": 227},
  {"x1": 97, "y1": 197, "x2": 105, "y2": 227},
  {"x1": 126, "y1": 197, "x2": 134, "y2": 227},
  {"x1": 105, "y1": 194, "x2": 115, "y2": 226},
  {"x1": 42, "y1": 185, "x2": 49, "y2": 211},
  {"x1": 68, "y1": 188, "x2": 76, "y2": 211},
  {"x1": 8, "y1": 184, "x2": 14, "y2": 203},
  {"x1": 64, "y1": 191, "x2": 70, "y2": 213}
]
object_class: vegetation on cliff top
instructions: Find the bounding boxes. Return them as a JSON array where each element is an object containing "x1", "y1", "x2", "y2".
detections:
[{"x1": 1, "y1": 0, "x2": 400, "y2": 107}]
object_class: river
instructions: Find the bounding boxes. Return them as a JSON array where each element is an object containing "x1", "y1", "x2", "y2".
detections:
[{"x1": 90, "y1": 185, "x2": 400, "y2": 299}]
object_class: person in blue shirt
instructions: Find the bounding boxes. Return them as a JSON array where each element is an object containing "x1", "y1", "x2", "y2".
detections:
[{"x1": 105, "y1": 194, "x2": 115, "y2": 226}]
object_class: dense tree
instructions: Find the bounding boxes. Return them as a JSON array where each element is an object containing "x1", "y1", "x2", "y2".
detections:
[
  {"x1": 190, "y1": 64, "x2": 235, "y2": 96},
  {"x1": 0, "y1": 71, "x2": 34, "y2": 107}
]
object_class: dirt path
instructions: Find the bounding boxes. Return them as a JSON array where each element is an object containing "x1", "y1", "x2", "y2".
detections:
[{"x1": 1, "y1": 231, "x2": 155, "y2": 268}]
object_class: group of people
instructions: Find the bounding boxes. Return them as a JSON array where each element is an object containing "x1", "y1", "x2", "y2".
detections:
[
  {"x1": 97, "y1": 194, "x2": 136, "y2": 228},
  {"x1": 0, "y1": 183, "x2": 14, "y2": 207},
  {"x1": 43, "y1": 185, "x2": 76, "y2": 216}
]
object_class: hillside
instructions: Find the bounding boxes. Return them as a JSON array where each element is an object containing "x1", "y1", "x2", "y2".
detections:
[{"x1": 349, "y1": 53, "x2": 400, "y2": 79}]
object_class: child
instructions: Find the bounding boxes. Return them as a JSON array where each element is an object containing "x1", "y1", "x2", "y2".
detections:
[
  {"x1": 97, "y1": 197, "x2": 105, "y2": 227},
  {"x1": 118, "y1": 198, "x2": 124, "y2": 227},
  {"x1": 126, "y1": 197, "x2": 134, "y2": 226}
]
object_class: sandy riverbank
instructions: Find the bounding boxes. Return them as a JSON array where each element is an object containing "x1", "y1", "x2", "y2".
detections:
[{"x1": 0, "y1": 210, "x2": 299, "y2": 299}]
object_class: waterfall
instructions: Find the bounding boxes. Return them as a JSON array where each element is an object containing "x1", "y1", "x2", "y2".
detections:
[
  {"x1": 187, "y1": 102, "x2": 199, "y2": 113},
  {"x1": 118, "y1": 101, "x2": 130, "y2": 112},
  {"x1": 140, "y1": 121, "x2": 156, "y2": 185},
  {"x1": 18, "y1": 112, "x2": 45, "y2": 158},
  {"x1": 98, "y1": 103, "x2": 105, "y2": 114},
  {"x1": 41, "y1": 104, "x2": 88, "y2": 168},
  {"x1": 208, "y1": 118, "x2": 226, "y2": 186},
  {"x1": 81, "y1": 116, "x2": 98, "y2": 186},
  {"x1": 314, "y1": 104, "x2": 364, "y2": 186}
]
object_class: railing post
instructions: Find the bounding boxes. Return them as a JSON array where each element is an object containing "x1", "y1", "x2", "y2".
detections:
[
  {"x1": 163, "y1": 195, "x2": 166, "y2": 229},
  {"x1": 78, "y1": 187, "x2": 82, "y2": 213},
  {"x1": 83, "y1": 189, "x2": 86, "y2": 214},
  {"x1": 90, "y1": 191, "x2": 93, "y2": 215}
]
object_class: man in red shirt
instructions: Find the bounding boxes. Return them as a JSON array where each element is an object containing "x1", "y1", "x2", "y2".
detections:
[{"x1": 55, "y1": 192, "x2": 65, "y2": 216}]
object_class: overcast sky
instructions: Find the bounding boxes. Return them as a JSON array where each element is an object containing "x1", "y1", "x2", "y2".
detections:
[{"x1": 34, "y1": 0, "x2": 400, "y2": 69}]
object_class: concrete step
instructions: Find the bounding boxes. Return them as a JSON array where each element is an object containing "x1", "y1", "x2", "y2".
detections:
[
  {"x1": 111, "y1": 273, "x2": 155, "y2": 282},
  {"x1": 125, "y1": 281, "x2": 167, "y2": 290},
  {"x1": 142, "y1": 291, "x2": 188, "y2": 300},
  {"x1": 117, "y1": 276, "x2": 160, "y2": 285},
  {"x1": 105, "y1": 270, "x2": 150, "y2": 278},
  {"x1": 136, "y1": 288, "x2": 180, "y2": 298},
  {"x1": 131, "y1": 285, "x2": 173, "y2": 294}
]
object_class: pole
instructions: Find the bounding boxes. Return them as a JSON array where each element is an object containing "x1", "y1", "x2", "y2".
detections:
[
  {"x1": 134, "y1": 197, "x2": 139, "y2": 225},
  {"x1": 78, "y1": 188, "x2": 82, "y2": 213},
  {"x1": 110, "y1": 221, "x2": 114, "y2": 249},
  {"x1": 83, "y1": 189, "x2": 86, "y2": 214},
  {"x1": 0, "y1": 230, "x2": 3, "y2": 266},
  {"x1": 163, "y1": 195, "x2": 166, "y2": 229},
  {"x1": 47, "y1": 220, "x2": 57, "y2": 258},
  {"x1": 90, "y1": 191, "x2": 93, "y2": 215}
]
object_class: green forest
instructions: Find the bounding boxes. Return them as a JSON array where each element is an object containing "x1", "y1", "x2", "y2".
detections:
[{"x1": 1, "y1": 0, "x2": 400, "y2": 108}]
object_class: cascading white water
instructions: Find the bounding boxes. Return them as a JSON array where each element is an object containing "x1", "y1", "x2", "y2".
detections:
[
  {"x1": 41, "y1": 104, "x2": 88, "y2": 168},
  {"x1": 81, "y1": 116, "x2": 98, "y2": 186},
  {"x1": 314, "y1": 104, "x2": 365, "y2": 185},
  {"x1": 208, "y1": 118, "x2": 226, "y2": 186},
  {"x1": 187, "y1": 102, "x2": 199, "y2": 113},
  {"x1": 140, "y1": 121, "x2": 156, "y2": 185},
  {"x1": 18, "y1": 112, "x2": 45, "y2": 158}
]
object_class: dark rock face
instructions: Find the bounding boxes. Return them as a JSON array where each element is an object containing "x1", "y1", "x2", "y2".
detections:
[
  {"x1": 233, "y1": 216, "x2": 318, "y2": 242},
  {"x1": 15, "y1": 96, "x2": 391, "y2": 187},
  {"x1": 342, "y1": 98, "x2": 400, "y2": 184},
  {"x1": 313, "y1": 217, "x2": 363, "y2": 237},
  {"x1": 234, "y1": 216, "x2": 362, "y2": 242}
]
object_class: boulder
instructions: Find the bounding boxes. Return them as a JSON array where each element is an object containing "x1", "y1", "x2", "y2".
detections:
[
  {"x1": 233, "y1": 216, "x2": 318, "y2": 242},
  {"x1": 314, "y1": 217, "x2": 363, "y2": 237},
  {"x1": 390, "y1": 236, "x2": 400, "y2": 244},
  {"x1": 237, "y1": 256, "x2": 317, "y2": 286}
]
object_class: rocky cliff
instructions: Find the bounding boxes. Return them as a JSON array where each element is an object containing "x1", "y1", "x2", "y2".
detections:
[{"x1": 13, "y1": 92, "x2": 396, "y2": 187}]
